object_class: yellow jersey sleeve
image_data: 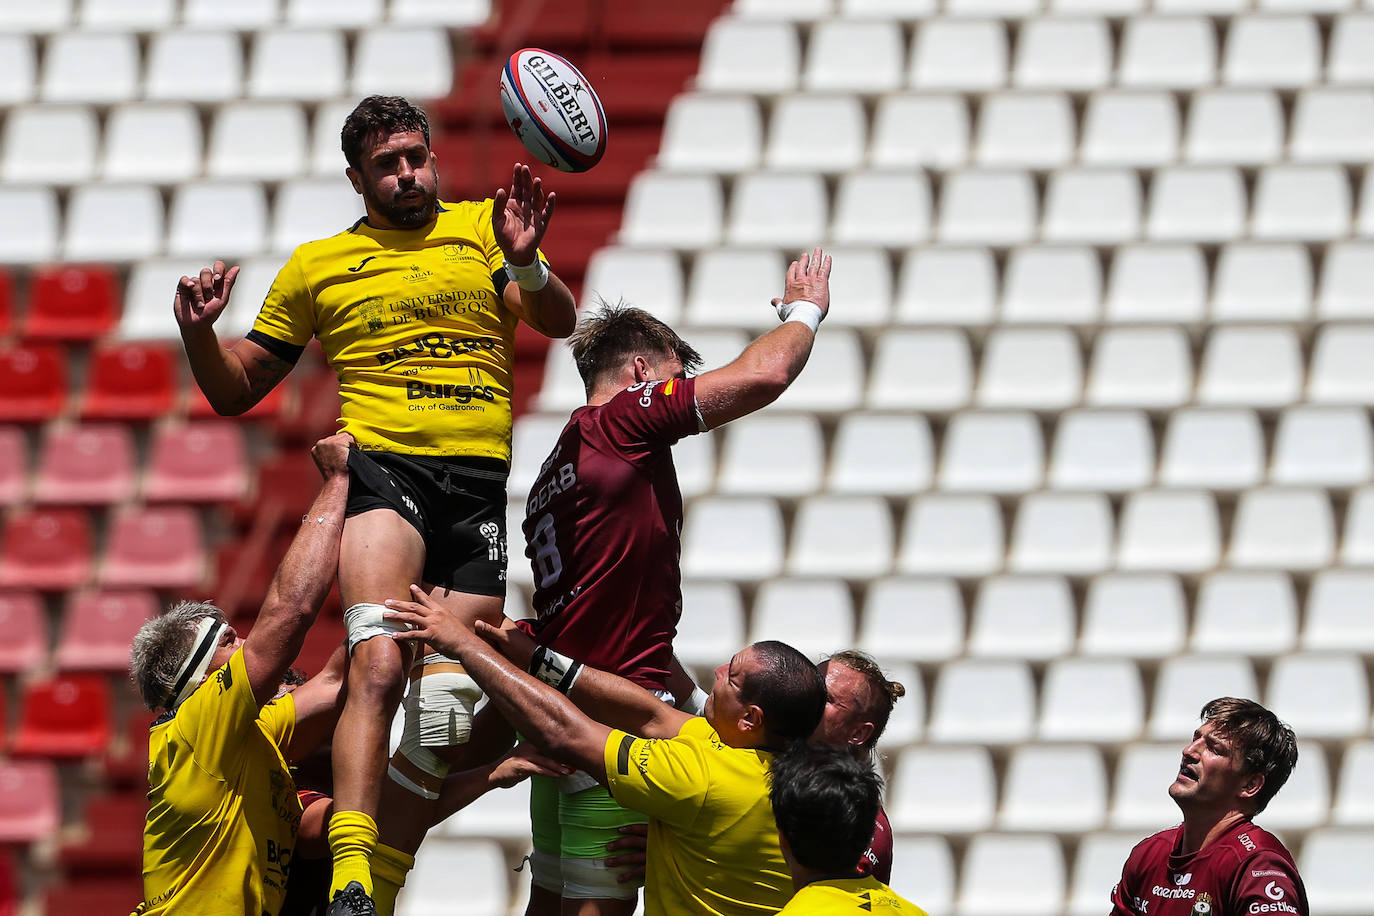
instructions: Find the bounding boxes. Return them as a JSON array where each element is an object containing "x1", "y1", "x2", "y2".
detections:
[
  {"x1": 248, "y1": 251, "x2": 316, "y2": 359},
  {"x1": 604, "y1": 719, "x2": 713, "y2": 828},
  {"x1": 170, "y1": 649, "x2": 262, "y2": 779}
]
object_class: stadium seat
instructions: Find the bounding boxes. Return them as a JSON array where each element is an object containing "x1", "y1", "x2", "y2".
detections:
[
  {"x1": 770, "y1": 329, "x2": 864, "y2": 413},
  {"x1": 309, "y1": 99, "x2": 353, "y2": 176},
  {"x1": 352, "y1": 26, "x2": 452, "y2": 99},
  {"x1": 894, "y1": 247, "x2": 996, "y2": 326},
  {"x1": 1252, "y1": 165, "x2": 1352, "y2": 240},
  {"x1": 55, "y1": 589, "x2": 158, "y2": 672},
  {"x1": 929, "y1": 658, "x2": 1035, "y2": 744},
  {"x1": 1305, "y1": 569, "x2": 1374, "y2": 652},
  {"x1": 1049, "y1": 409, "x2": 1153, "y2": 492},
  {"x1": 207, "y1": 101, "x2": 307, "y2": 181},
  {"x1": 581, "y1": 247, "x2": 682, "y2": 325},
  {"x1": 64, "y1": 184, "x2": 164, "y2": 262},
  {"x1": 1318, "y1": 241, "x2": 1374, "y2": 320},
  {"x1": 1291, "y1": 88, "x2": 1374, "y2": 163},
  {"x1": 976, "y1": 328, "x2": 1081, "y2": 410},
  {"x1": 1116, "y1": 489, "x2": 1220, "y2": 573},
  {"x1": 940, "y1": 410, "x2": 1043, "y2": 493},
  {"x1": 0, "y1": 343, "x2": 64, "y2": 421},
  {"x1": 909, "y1": 19, "x2": 1007, "y2": 91},
  {"x1": 0, "y1": 35, "x2": 34, "y2": 105},
  {"x1": 674, "y1": 432, "x2": 717, "y2": 501},
  {"x1": 1343, "y1": 486, "x2": 1374, "y2": 565},
  {"x1": 1223, "y1": 14, "x2": 1320, "y2": 88},
  {"x1": 535, "y1": 344, "x2": 584, "y2": 413},
  {"x1": 1149, "y1": 654, "x2": 1259, "y2": 740},
  {"x1": 832, "y1": 170, "x2": 932, "y2": 247},
  {"x1": 968, "y1": 575, "x2": 1075, "y2": 659},
  {"x1": 1310, "y1": 323, "x2": 1374, "y2": 403},
  {"x1": 0, "y1": 186, "x2": 58, "y2": 263},
  {"x1": 889, "y1": 836, "x2": 954, "y2": 913},
  {"x1": 1328, "y1": 14, "x2": 1374, "y2": 85},
  {"x1": 1184, "y1": 89, "x2": 1284, "y2": 166},
  {"x1": 32, "y1": 423, "x2": 136, "y2": 506},
  {"x1": 999, "y1": 245, "x2": 1101, "y2": 324},
  {"x1": 1000, "y1": 744, "x2": 1108, "y2": 832},
  {"x1": 890, "y1": 746, "x2": 996, "y2": 833},
  {"x1": 1039, "y1": 658, "x2": 1145, "y2": 743},
  {"x1": 1103, "y1": 244, "x2": 1204, "y2": 324},
  {"x1": 937, "y1": 168, "x2": 1037, "y2": 245},
  {"x1": 1, "y1": 104, "x2": 95, "y2": 184},
  {"x1": 819, "y1": 246, "x2": 894, "y2": 328},
  {"x1": 1301, "y1": 827, "x2": 1374, "y2": 914},
  {"x1": 676, "y1": 581, "x2": 745, "y2": 669},
  {"x1": 717, "y1": 413, "x2": 823, "y2": 497},
  {"x1": 80, "y1": 0, "x2": 174, "y2": 27},
  {"x1": 750, "y1": 578, "x2": 855, "y2": 660},
  {"x1": 725, "y1": 171, "x2": 827, "y2": 249},
  {"x1": 1008, "y1": 492, "x2": 1113, "y2": 575},
  {"x1": 167, "y1": 181, "x2": 268, "y2": 257},
  {"x1": 397, "y1": 838, "x2": 508, "y2": 916},
  {"x1": 271, "y1": 178, "x2": 363, "y2": 254},
  {"x1": 898, "y1": 493, "x2": 1003, "y2": 576},
  {"x1": 870, "y1": 93, "x2": 970, "y2": 169},
  {"x1": 286, "y1": 0, "x2": 383, "y2": 26},
  {"x1": 788, "y1": 496, "x2": 894, "y2": 579},
  {"x1": 40, "y1": 32, "x2": 137, "y2": 103},
  {"x1": 1267, "y1": 652, "x2": 1369, "y2": 739},
  {"x1": 0, "y1": 590, "x2": 47, "y2": 673},
  {"x1": 23, "y1": 264, "x2": 120, "y2": 342},
  {"x1": 435, "y1": 775, "x2": 531, "y2": 842},
  {"x1": 958, "y1": 833, "x2": 1064, "y2": 916},
  {"x1": 975, "y1": 92, "x2": 1075, "y2": 169},
  {"x1": 734, "y1": 0, "x2": 833, "y2": 16},
  {"x1": 659, "y1": 94, "x2": 761, "y2": 173},
  {"x1": 1197, "y1": 326, "x2": 1303, "y2": 408},
  {"x1": 508, "y1": 413, "x2": 565, "y2": 498},
  {"x1": 1013, "y1": 17, "x2": 1111, "y2": 89},
  {"x1": 1158, "y1": 408, "x2": 1264, "y2": 489},
  {"x1": 12, "y1": 673, "x2": 111, "y2": 757},
  {"x1": 248, "y1": 29, "x2": 347, "y2": 101},
  {"x1": 1147, "y1": 166, "x2": 1247, "y2": 242},
  {"x1": 0, "y1": 759, "x2": 59, "y2": 843},
  {"x1": 0, "y1": 508, "x2": 91, "y2": 590},
  {"x1": 1081, "y1": 573, "x2": 1186, "y2": 658},
  {"x1": 145, "y1": 30, "x2": 242, "y2": 102},
  {"x1": 804, "y1": 19, "x2": 904, "y2": 92},
  {"x1": 1210, "y1": 242, "x2": 1311, "y2": 322},
  {"x1": 79, "y1": 342, "x2": 177, "y2": 420},
  {"x1": 99, "y1": 505, "x2": 206, "y2": 590},
  {"x1": 504, "y1": 500, "x2": 532, "y2": 587},
  {"x1": 1080, "y1": 91, "x2": 1179, "y2": 167},
  {"x1": 1272, "y1": 405, "x2": 1372, "y2": 486},
  {"x1": 1192, "y1": 572, "x2": 1296, "y2": 657},
  {"x1": 1119, "y1": 15, "x2": 1216, "y2": 89},
  {"x1": 1111, "y1": 743, "x2": 1192, "y2": 829},
  {"x1": 59, "y1": 790, "x2": 146, "y2": 872},
  {"x1": 858, "y1": 576, "x2": 964, "y2": 663},
  {"x1": 875, "y1": 660, "x2": 924, "y2": 749},
  {"x1": 1069, "y1": 833, "x2": 1142, "y2": 916},
  {"x1": 143, "y1": 421, "x2": 250, "y2": 504},
  {"x1": 102, "y1": 102, "x2": 201, "y2": 182},
  {"x1": 1040, "y1": 167, "x2": 1141, "y2": 244},
  {"x1": 829, "y1": 412, "x2": 933, "y2": 495},
  {"x1": 1333, "y1": 741, "x2": 1374, "y2": 825},
  {"x1": 389, "y1": 0, "x2": 492, "y2": 25},
  {"x1": 619, "y1": 172, "x2": 723, "y2": 249},
  {"x1": 697, "y1": 18, "x2": 800, "y2": 93},
  {"x1": 680, "y1": 497, "x2": 783, "y2": 581},
  {"x1": 1229, "y1": 488, "x2": 1334, "y2": 571},
  {"x1": 0, "y1": 427, "x2": 25, "y2": 505},
  {"x1": 0, "y1": 0, "x2": 68, "y2": 31},
  {"x1": 684, "y1": 248, "x2": 787, "y2": 330},
  {"x1": 1262, "y1": 741, "x2": 1330, "y2": 830}
]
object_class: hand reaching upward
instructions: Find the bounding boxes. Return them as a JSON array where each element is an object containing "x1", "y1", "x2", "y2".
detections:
[{"x1": 493, "y1": 163, "x2": 556, "y2": 266}]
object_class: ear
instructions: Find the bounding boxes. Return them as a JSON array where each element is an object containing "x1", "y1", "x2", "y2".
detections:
[
  {"x1": 1238, "y1": 771, "x2": 1266, "y2": 803},
  {"x1": 346, "y1": 166, "x2": 364, "y2": 195},
  {"x1": 849, "y1": 720, "x2": 876, "y2": 749},
  {"x1": 632, "y1": 355, "x2": 652, "y2": 382},
  {"x1": 739, "y1": 704, "x2": 764, "y2": 736}
]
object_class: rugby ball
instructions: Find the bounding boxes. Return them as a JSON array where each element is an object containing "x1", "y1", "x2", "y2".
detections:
[{"x1": 499, "y1": 48, "x2": 607, "y2": 173}]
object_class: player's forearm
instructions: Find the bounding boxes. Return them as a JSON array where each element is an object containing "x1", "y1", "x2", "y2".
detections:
[
  {"x1": 517, "y1": 273, "x2": 577, "y2": 338},
  {"x1": 698, "y1": 322, "x2": 815, "y2": 428},
  {"x1": 431, "y1": 761, "x2": 502, "y2": 823},
  {"x1": 180, "y1": 325, "x2": 255, "y2": 415},
  {"x1": 261, "y1": 473, "x2": 349, "y2": 633}
]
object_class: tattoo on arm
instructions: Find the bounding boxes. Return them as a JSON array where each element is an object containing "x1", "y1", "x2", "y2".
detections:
[{"x1": 245, "y1": 355, "x2": 293, "y2": 408}]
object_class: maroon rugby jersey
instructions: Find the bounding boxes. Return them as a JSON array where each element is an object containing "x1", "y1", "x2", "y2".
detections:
[
  {"x1": 518, "y1": 377, "x2": 702, "y2": 689},
  {"x1": 1111, "y1": 819, "x2": 1307, "y2": 916},
  {"x1": 856, "y1": 806, "x2": 893, "y2": 885}
]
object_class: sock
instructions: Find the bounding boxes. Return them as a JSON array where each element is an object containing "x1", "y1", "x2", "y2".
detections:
[
  {"x1": 328, "y1": 810, "x2": 379, "y2": 898},
  {"x1": 370, "y1": 843, "x2": 416, "y2": 916}
]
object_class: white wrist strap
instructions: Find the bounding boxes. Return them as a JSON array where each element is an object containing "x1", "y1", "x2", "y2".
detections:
[
  {"x1": 777, "y1": 299, "x2": 823, "y2": 333},
  {"x1": 505, "y1": 258, "x2": 550, "y2": 292}
]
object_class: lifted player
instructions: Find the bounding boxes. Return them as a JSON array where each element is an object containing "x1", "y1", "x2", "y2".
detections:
[
  {"x1": 517, "y1": 248, "x2": 832, "y2": 913},
  {"x1": 1111, "y1": 697, "x2": 1308, "y2": 916},
  {"x1": 173, "y1": 95, "x2": 577, "y2": 915}
]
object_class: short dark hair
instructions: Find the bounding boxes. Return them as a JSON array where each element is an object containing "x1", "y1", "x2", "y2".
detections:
[
  {"x1": 826, "y1": 650, "x2": 906, "y2": 752},
  {"x1": 770, "y1": 742, "x2": 882, "y2": 874},
  {"x1": 739, "y1": 640, "x2": 827, "y2": 746},
  {"x1": 1201, "y1": 697, "x2": 1299, "y2": 814},
  {"x1": 567, "y1": 299, "x2": 702, "y2": 392},
  {"x1": 341, "y1": 95, "x2": 431, "y2": 170}
]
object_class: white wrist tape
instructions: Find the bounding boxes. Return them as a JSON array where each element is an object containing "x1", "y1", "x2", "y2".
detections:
[
  {"x1": 776, "y1": 299, "x2": 823, "y2": 333},
  {"x1": 529, "y1": 645, "x2": 583, "y2": 694},
  {"x1": 505, "y1": 258, "x2": 550, "y2": 292}
]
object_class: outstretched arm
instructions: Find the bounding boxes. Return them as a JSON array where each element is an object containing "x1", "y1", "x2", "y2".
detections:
[
  {"x1": 431, "y1": 743, "x2": 571, "y2": 824},
  {"x1": 494, "y1": 164, "x2": 577, "y2": 339}
]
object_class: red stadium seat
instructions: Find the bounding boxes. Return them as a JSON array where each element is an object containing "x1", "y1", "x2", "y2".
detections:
[
  {"x1": 0, "y1": 590, "x2": 50, "y2": 674},
  {"x1": 32, "y1": 422, "x2": 137, "y2": 505},
  {"x1": 211, "y1": 531, "x2": 293, "y2": 619},
  {"x1": 472, "y1": 0, "x2": 595, "y2": 51},
  {"x1": 99, "y1": 505, "x2": 205, "y2": 590},
  {"x1": 270, "y1": 367, "x2": 340, "y2": 446},
  {"x1": 0, "y1": 508, "x2": 94, "y2": 590},
  {"x1": 102, "y1": 710, "x2": 154, "y2": 790},
  {"x1": 430, "y1": 59, "x2": 507, "y2": 128},
  {"x1": 79, "y1": 342, "x2": 177, "y2": 421},
  {"x1": 59, "y1": 792, "x2": 145, "y2": 873},
  {"x1": 42, "y1": 876, "x2": 143, "y2": 916},
  {"x1": 0, "y1": 426, "x2": 28, "y2": 505},
  {"x1": 143, "y1": 420, "x2": 250, "y2": 503},
  {"x1": 293, "y1": 608, "x2": 345, "y2": 677},
  {"x1": 22, "y1": 265, "x2": 121, "y2": 342},
  {"x1": 12, "y1": 673, "x2": 112, "y2": 758},
  {"x1": 477, "y1": 124, "x2": 662, "y2": 206},
  {"x1": 0, "y1": 343, "x2": 66, "y2": 423},
  {"x1": 0, "y1": 268, "x2": 14, "y2": 339},
  {"x1": 601, "y1": 0, "x2": 728, "y2": 48},
  {"x1": 583, "y1": 51, "x2": 702, "y2": 121},
  {"x1": 55, "y1": 589, "x2": 158, "y2": 672},
  {"x1": 0, "y1": 759, "x2": 59, "y2": 843},
  {"x1": 0, "y1": 848, "x2": 15, "y2": 916}
]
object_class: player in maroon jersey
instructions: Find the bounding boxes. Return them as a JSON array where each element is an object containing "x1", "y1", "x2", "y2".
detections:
[
  {"x1": 811, "y1": 650, "x2": 906, "y2": 884},
  {"x1": 1111, "y1": 697, "x2": 1307, "y2": 916},
  {"x1": 517, "y1": 248, "x2": 832, "y2": 915}
]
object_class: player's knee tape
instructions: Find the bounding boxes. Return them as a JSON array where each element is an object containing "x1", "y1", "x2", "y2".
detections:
[
  {"x1": 561, "y1": 857, "x2": 640, "y2": 900},
  {"x1": 343, "y1": 602, "x2": 412, "y2": 653},
  {"x1": 386, "y1": 654, "x2": 481, "y2": 799}
]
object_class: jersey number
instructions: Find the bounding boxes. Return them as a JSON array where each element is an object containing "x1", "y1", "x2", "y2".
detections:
[{"x1": 530, "y1": 513, "x2": 563, "y2": 588}]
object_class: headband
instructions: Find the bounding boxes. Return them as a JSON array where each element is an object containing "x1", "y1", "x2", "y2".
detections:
[{"x1": 166, "y1": 617, "x2": 227, "y2": 709}]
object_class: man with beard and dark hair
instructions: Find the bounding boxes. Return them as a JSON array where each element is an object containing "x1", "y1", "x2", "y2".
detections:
[{"x1": 172, "y1": 94, "x2": 577, "y2": 915}]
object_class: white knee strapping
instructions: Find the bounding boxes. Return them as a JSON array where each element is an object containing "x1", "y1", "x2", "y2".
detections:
[
  {"x1": 343, "y1": 602, "x2": 412, "y2": 653},
  {"x1": 388, "y1": 653, "x2": 482, "y2": 798},
  {"x1": 528, "y1": 849, "x2": 563, "y2": 895},
  {"x1": 561, "y1": 856, "x2": 641, "y2": 900}
]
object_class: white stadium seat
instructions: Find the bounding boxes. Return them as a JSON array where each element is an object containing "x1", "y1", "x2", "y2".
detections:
[
  {"x1": 118, "y1": 258, "x2": 206, "y2": 339},
  {"x1": 352, "y1": 27, "x2": 453, "y2": 99},
  {"x1": 620, "y1": 172, "x2": 723, "y2": 249},
  {"x1": 272, "y1": 179, "x2": 365, "y2": 256},
  {"x1": 1149, "y1": 654, "x2": 1259, "y2": 740},
  {"x1": 1223, "y1": 14, "x2": 1321, "y2": 88},
  {"x1": 1309, "y1": 324, "x2": 1374, "y2": 403},
  {"x1": 63, "y1": 184, "x2": 163, "y2": 262},
  {"x1": 976, "y1": 328, "x2": 1082, "y2": 410},
  {"x1": 1328, "y1": 14, "x2": 1374, "y2": 85},
  {"x1": 1000, "y1": 245, "x2": 1101, "y2": 325},
  {"x1": 734, "y1": 0, "x2": 834, "y2": 17},
  {"x1": 1343, "y1": 486, "x2": 1374, "y2": 565},
  {"x1": 726, "y1": 172, "x2": 827, "y2": 249},
  {"x1": 1104, "y1": 244, "x2": 1206, "y2": 325},
  {"x1": 889, "y1": 836, "x2": 954, "y2": 914},
  {"x1": 676, "y1": 581, "x2": 745, "y2": 669},
  {"x1": 680, "y1": 497, "x2": 783, "y2": 581},
  {"x1": 828, "y1": 408, "x2": 930, "y2": 491},
  {"x1": 820, "y1": 246, "x2": 894, "y2": 328},
  {"x1": 1333, "y1": 741, "x2": 1374, "y2": 825},
  {"x1": 249, "y1": 29, "x2": 347, "y2": 101},
  {"x1": 103, "y1": 103, "x2": 202, "y2": 183},
  {"x1": 659, "y1": 94, "x2": 761, "y2": 173},
  {"x1": 1252, "y1": 165, "x2": 1352, "y2": 241},
  {"x1": 1272, "y1": 405, "x2": 1374, "y2": 486},
  {"x1": 1262, "y1": 741, "x2": 1330, "y2": 831},
  {"x1": 1211, "y1": 243, "x2": 1312, "y2": 322},
  {"x1": 717, "y1": 413, "x2": 823, "y2": 497},
  {"x1": 310, "y1": 100, "x2": 354, "y2": 177},
  {"x1": 770, "y1": 329, "x2": 865, "y2": 413},
  {"x1": 1116, "y1": 489, "x2": 1220, "y2": 573},
  {"x1": 1146, "y1": 166, "x2": 1246, "y2": 242},
  {"x1": 870, "y1": 93, "x2": 970, "y2": 170},
  {"x1": 1196, "y1": 326, "x2": 1303, "y2": 409},
  {"x1": 958, "y1": 834, "x2": 1064, "y2": 916},
  {"x1": 0, "y1": 0, "x2": 70, "y2": 31},
  {"x1": 167, "y1": 181, "x2": 268, "y2": 258},
  {"x1": 1013, "y1": 17, "x2": 1112, "y2": 90},
  {"x1": 0, "y1": 186, "x2": 57, "y2": 263},
  {"x1": 80, "y1": 0, "x2": 175, "y2": 28},
  {"x1": 968, "y1": 575, "x2": 1074, "y2": 661},
  {"x1": 946, "y1": 0, "x2": 1041, "y2": 13},
  {"x1": 939, "y1": 410, "x2": 1044, "y2": 493},
  {"x1": 894, "y1": 247, "x2": 996, "y2": 326},
  {"x1": 1039, "y1": 658, "x2": 1145, "y2": 743},
  {"x1": 1080, "y1": 91, "x2": 1179, "y2": 168},
  {"x1": 1318, "y1": 241, "x2": 1374, "y2": 320},
  {"x1": 1193, "y1": 571, "x2": 1298, "y2": 656},
  {"x1": 208, "y1": 102, "x2": 308, "y2": 182},
  {"x1": 1086, "y1": 327, "x2": 1193, "y2": 409},
  {"x1": 909, "y1": 19, "x2": 1008, "y2": 92},
  {"x1": 750, "y1": 578, "x2": 855, "y2": 660},
  {"x1": 890, "y1": 746, "x2": 996, "y2": 833},
  {"x1": 398, "y1": 839, "x2": 507, "y2": 916},
  {"x1": 1184, "y1": 89, "x2": 1284, "y2": 165},
  {"x1": 146, "y1": 31, "x2": 242, "y2": 103},
  {"x1": 1301, "y1": 828, "x2": 1374, "y2": 914},
  {"x1": 286, "y1": 0, "x2": 383, "y2": 26},
  {"x1": 1070, "y1": 834, "x2": 1143, "y2": 916},
  {"x1": 831, "y1": 170, "x2": 931, "y2": 246},
  {"x1": 1291, "y1": 88, "x2": 1374, "y2": 163},
  {"x1": 975, "y1": 92, "x2": 1075, "y2": 169},
  {"x1": 1049, "y1": 409, "x2": 1154, "y2": 492},
  {"x1": 1040, "y1": 167, "x2": 1141, "y2": 244},
  {"x1": 804, "y1": 19, "x2": 904, "y2": 92},
  {"x1": 508, "y1": 413, "x2": 564, "y2": 497},
  {"x1": 1119, "y1": 16, "x2": 1216, "y2": 89},
  {"x1": 1080, "y1": 573, "x2": 1187, "y2": 659},
  {"x1": 898, "y1": 493, "x2": 1004, "y2": 576},
  {"x1": 184, "y1": 0, "x2": 280, "y2": 26},
  {"x1": 1008, "y1": 492, "x2": 1113, "y2": 575},
  {"x1": 1053, "y1": 0, "x2": 1144, "y2": 11},
  {"x1": 1111, "y1": 744, "x2": 1188, "y2": 829},
  {"x1": 0, "y1": 35, "x2": 35, "y2": 105},
  {"x1": 1159, "y1": 408, "x2": 1265, "y2": 490},
  {"x1": 674, "y1": 431, "x2": 717, "y2": 500},
  {"x1": 1304, "y1": 569, "x2": 1374, "y2": 652},
  {"x1": 937, "y1": 169, "x2": 1037, "y2": 245},
  {"x1": 859, "y1": 576, "x2": 964, "y2": 663},
  {"x1": 214, "y1": 256, "x2": 284, "y2": 340},
  {"x1": 1, "y1": 105, "x2": 95, "y2": 185},
  {"x1": 684, "y1": 248, "x2": 784, "y2": 330},
  {"x1": 535, "y1": 344, "x2": 582, "y2": 413},
  {"x1": 40, "y1": 32, "x2": 137, "y2": 103},
  {"x1": 389, "y1": 0, "x2": 491, "y2": 25},
  {"x1": 698, "y1": 18, "x2": 800, "y2": 93},
  {"x1": 684, "y1": 329, "x2": 751, "y2": 375},
  {"x1": 582, "y1": 247, "x2": 683, "y2": 325},
  {"x1": 788, "y1": 495, "x2": 895, "y2": 578},
  {"x1": 505, "y1": 500, "x2": 532, "y2": 586},
  {"x1": 929, "y1": 659, "x2": 1035, "y2": 744},
  {"x1": 843, "y1": 0, "x2": 938, "y2": 16},
  {"x1": 1267, "y1": 652, "x2": 1370, "y2": 739},
  {"x1": 1000, "y1": 744, "x2": 1108, "y2": 832}
]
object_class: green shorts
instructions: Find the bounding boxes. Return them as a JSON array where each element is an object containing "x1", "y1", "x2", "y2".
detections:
[{"x1": 529, "y1": 773, "x2": 648, "y2": 899}]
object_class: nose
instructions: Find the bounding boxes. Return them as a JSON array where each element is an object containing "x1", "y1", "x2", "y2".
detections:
[
  {"x1": 713, "y1": 663, "x2": 727, "y2": 683},
  {"x1": 397, "y1": 158, "x2": 415, "y2": 182}
]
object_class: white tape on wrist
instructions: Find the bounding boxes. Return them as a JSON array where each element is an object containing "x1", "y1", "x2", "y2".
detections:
[
  {"x1": 530, "y1": 645, "x2": 583, "y2": 694},
  {"x1": 776, "y1": 299, "x2": 823, "y2": 333},
  {"x1": 505, "y1": 258, "x2": 550, "y2": 291}
]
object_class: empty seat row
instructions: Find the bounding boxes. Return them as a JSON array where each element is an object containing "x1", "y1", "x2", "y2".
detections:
[
  {"x1": 0, "y1": 589, "x2": 158, "y2": 674},
  {"x1": 0, "y1": 0, "x2": 489, "y2": 32},
  {"x1": 734, "y1": 0, "x2": 1374, "y2": 20},
  {"x1": 585, "y1": 241, "x2": 1374, "y2": 329},
  {"x1": 697, "y1": 14, "x2": 1374, "y2": 95},
  {"x1": 660, "y1": 87, "x2": 1374, "y2": 173},
  {"x1": 619, "y1": 166, "x2": 1374, "y2": 251},
  {"x1": 0, "y1": 26, "x2": 450, "y2": 106}
]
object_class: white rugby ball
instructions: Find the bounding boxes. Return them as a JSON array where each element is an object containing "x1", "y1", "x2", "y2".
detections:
[{"x1": 500, "y1": 48, "x2": 607, "y2": 173}]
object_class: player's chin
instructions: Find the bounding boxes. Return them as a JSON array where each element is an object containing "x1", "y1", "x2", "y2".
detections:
[{"x1": 385, "y1": 196, "x2": 435, "y2": 227}]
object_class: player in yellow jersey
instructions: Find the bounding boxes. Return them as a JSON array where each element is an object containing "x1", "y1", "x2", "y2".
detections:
[
  {"x1": 173, "y1": 95, "x2": 578, "y2": 915},
  {"x1": 129, "y1": 434, "x2": 352, "y2": 916},
  {"x1": 770, "y1": 744, "x2": 927, "y2": 916}
]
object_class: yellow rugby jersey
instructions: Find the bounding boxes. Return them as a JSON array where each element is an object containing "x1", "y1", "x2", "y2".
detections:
[
  {"x1": 777, "y1": 877, "x2": 929, "y2": 915},
  {"x1": 604, "y1": 717, "x2": 792, "y2": 916},
  {"x1": 134, "y1": 650, "x2": 300, "y2": 916},
  {"x1": 249, "y1": 199, "x2": 545, "y2": 460}
]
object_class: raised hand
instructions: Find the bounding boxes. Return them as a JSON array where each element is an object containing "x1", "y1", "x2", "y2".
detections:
[
  {"x1": 492, "y1": 163, "x2": 556, "y2": 265},
  {"x1": 310, "y1": 432, "x2": 355, "y2": 480},
  {"x1": 173, "y1": 260, "x2": 240, "y2": 333},
  {"x1": 771, "y1": 247, "x2": 833, "y2": 320}
]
